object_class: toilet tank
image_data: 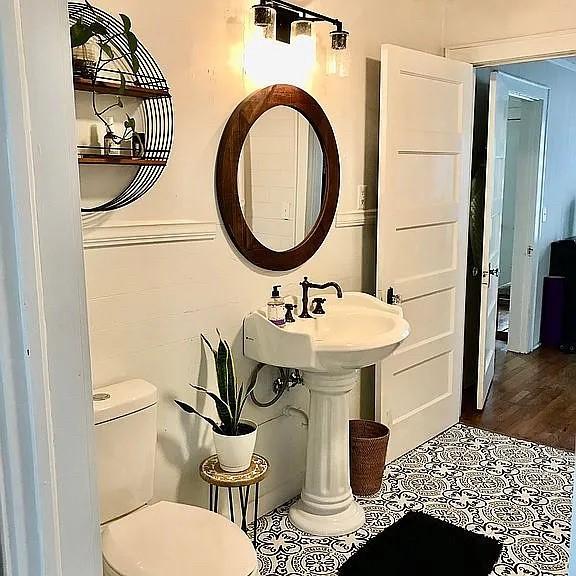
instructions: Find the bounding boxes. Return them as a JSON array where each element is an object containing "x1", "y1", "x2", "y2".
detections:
[{"x1": 93, "y1": 379, "x2": 158, "y2": 523}]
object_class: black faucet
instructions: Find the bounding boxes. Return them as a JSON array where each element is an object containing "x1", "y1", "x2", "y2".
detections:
[{"x1": 299, "y1": 277, "x2": 343, "y2": 319}]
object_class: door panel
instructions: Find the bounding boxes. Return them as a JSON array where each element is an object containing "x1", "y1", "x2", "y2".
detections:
[
  {"x1": 393, "y1": 223, "x2": 457, "y2": 278},
  {"x1": 398, "y1": 289, "x2": 454, "y2": 351},
  {"x1": 392, "y1": 352, "x2": 453, "y2": 416},
  {"x1": 392, "y1": 153, "x2": 459, "y2": 206},
  {"x1": 376, "y1": 45, "x2": 474, "y2": 461}
]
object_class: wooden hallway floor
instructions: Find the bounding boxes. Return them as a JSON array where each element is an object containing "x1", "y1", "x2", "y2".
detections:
[{"x1": 460, "y1": 341, "x2": 576, "y2": 452}]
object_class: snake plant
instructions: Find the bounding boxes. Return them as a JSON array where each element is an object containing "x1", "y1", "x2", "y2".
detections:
[{"x1": 175, "y1": 333, "x2": 257, "y2": 436}]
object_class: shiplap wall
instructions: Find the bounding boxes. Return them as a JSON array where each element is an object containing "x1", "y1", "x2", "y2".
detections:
[
  {"x1": 82, "y1": 0, "x2": 447, "y2": 514},
  {"x1": 243, "y1": 106, "x2": 299, "y2": 251}
]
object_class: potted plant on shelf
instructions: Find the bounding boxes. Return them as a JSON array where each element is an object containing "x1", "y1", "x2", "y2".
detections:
[
  {"x1": 175, "y1": 333, "x2": 258, "y2": 473},
  {"x1": 69, "y1": 0, "x2": 142, "y2": 156}
]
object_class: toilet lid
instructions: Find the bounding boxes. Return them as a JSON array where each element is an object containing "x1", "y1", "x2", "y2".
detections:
[{"x1": 102, "y1": 501, "x2": 257, "y2": 576}]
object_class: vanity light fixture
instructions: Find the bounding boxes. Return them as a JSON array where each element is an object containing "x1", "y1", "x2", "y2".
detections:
[{"x1": 252, "y1": 0, "x2": 349, "y2": 75}]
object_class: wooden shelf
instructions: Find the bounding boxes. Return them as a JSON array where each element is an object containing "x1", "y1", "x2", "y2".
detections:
[
  {"x1": 78, "y1": 155, "x2": 167, "y2": 167},
  {"x1": 74, "y1": 77, "x2": 170, "y2": 99}
]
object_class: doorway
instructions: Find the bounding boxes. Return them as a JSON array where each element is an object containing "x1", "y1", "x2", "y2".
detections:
[
  {"x1": 469, "y1": 70, "x2": 549, "y2": 410},
  {"x1": 460, "y1": 56, "x2": 576, "y2": 449}
]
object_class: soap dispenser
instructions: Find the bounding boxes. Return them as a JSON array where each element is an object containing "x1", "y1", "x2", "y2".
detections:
[{"x1": 267, "y1": 285, "x2": 286, "y2": 327}]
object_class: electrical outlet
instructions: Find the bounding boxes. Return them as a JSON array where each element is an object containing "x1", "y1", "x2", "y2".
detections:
[
  {"x1": 542, "y1": 206, "x2": 548, "y2": 223},
  {"x1": 357, "y1": 184, "x2": 367, "y2": 210}
]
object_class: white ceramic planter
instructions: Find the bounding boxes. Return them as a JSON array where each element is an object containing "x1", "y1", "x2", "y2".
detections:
[{"x1": 213, "y1": 420, "x2": 257, "y2": 472}]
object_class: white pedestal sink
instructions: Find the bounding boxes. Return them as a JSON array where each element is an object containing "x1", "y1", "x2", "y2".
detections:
[{"x1": 243, "y1": 292, "x2": 410, "y2": 536}]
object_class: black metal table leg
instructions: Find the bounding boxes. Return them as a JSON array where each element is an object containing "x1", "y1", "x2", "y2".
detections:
[
  {"x1": 239, "y1": 485, "x2": 251, "y2": 533},
  {"x1": 214, "y1": 486, "x2": 219, "y2": 513},
  {"x1": 253, "y1": 482, "x2": 260, "y2": 546},
  {"x1": 209, "y1": 484, "x2": 214, "y2": 512},
  {"x1": 228, "y1": 487, "x2": 235, "y2": 523}
]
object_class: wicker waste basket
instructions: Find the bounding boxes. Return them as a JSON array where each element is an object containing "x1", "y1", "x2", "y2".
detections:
[{"x1": 349, "y1": 419, "x2": 390, "y2": 496}]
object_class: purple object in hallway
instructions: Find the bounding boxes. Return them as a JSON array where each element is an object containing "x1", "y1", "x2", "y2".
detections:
[{"x1": 541, "y1": 275, "x2": 566, "y2": 347}]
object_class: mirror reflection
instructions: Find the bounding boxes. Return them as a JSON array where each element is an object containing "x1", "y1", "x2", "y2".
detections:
[{"x1": 238, "y1": 106, "x2": 324, "y2": 251}]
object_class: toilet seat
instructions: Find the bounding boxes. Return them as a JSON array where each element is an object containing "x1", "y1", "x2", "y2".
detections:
[{"x1": 102, "y1": 501, "x2": 258, "y2": 576}]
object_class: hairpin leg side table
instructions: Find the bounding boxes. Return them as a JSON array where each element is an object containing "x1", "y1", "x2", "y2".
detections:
[{"x1": 200, "y1": 453, "x2": 269, "y2": 547}]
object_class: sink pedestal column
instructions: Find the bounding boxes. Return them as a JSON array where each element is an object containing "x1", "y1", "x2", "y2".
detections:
[{"x1": 289, "y1": 370, "x2": 365, "y2": 536}]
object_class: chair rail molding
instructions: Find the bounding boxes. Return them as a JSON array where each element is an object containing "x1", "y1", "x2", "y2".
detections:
[
  {"x1": 82, "y1": 220, "x2": 217, "y2": 248},
  {"x1": 335, "y1": 208, "x2": 377, "y2": 228}
]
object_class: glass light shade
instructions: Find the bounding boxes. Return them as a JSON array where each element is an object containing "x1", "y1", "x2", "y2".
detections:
[
  {"x1": 327, "y1": 36, "x2": 350, "y2": 77},
  {"x1": 331, "y1": 30, "x2": 349, "y2": 51},
  {"x1": 291, "y1": 20, "x2": 316, "y2": 69},
  {"x1": 245, "y1": 6, "x2": 283, "y2": 88},
  {"x1": 292, "y1": 20, "x2": 312, "y2": 39},
  {"x1": 253, "y1": 5, "x2": 276, "y2": 40}
]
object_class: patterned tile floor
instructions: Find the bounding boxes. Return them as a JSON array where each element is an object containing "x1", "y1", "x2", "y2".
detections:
[{"x1": 254, "y1": 424, "x2": 574, "y2": 576}]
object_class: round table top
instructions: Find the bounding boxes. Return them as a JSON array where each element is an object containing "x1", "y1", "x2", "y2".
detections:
[{"x1": 199, "y1": 454, "x2": 269, "y2": 487}]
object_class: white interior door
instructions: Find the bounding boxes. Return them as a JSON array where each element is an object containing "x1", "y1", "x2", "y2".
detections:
[
  {"x1": 508, "y1": 93, "x2": 547, "y2": 353},
  {"x1": 477, "y1": 72, "x2": 548, "y2": 407},
  {"x1": 477, "y1": 71, "x2": 508, "y2": 409},
  {"x1": 376, "y1": 45, "x2": 474, "y2": 461}
]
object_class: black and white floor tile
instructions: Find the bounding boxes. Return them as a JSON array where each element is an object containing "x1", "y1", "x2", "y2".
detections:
[{"x1": 254, "y1": 424, "x2": 574, "y2": 576}]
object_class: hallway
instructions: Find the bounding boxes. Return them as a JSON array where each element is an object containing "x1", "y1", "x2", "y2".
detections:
[{"x1": 461, "y1": 342, "x2": 576, "y2": 451}]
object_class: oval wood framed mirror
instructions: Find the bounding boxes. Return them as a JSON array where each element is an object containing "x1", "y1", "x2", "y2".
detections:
[{"x1": 216, "y1": 84, "x2": 340, "y2": 271}]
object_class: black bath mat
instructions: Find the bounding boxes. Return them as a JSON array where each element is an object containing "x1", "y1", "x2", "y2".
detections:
[{"x1": 339, "y1": 510, "x2": 503, "y2": 576}]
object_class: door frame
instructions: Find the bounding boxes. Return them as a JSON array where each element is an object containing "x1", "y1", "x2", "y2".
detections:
[
  {"x1": 476, "y1": 72, "x2": 549, "y2": 409},
  {"x1": 446, "y1": 30, "x2": 576, "y2": 66},
  {"x1": 0, "y1": 0, "x2": 101, "y2": 575},
  {"x1": 446, "y1": 36, "x2": 573, "y2": 357},
  {"x1": 500, "y1": 75, "x2": 549, "y2": 354}
]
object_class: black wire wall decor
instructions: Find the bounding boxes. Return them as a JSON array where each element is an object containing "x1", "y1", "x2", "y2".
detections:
[{"x1": 69, "y1": 2, "x2": 174, "y2": 212}]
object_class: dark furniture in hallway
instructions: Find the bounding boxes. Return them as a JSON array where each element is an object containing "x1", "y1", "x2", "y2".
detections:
[{"x1": 549, "y1": 238, "x2": 576, "y2": 351}]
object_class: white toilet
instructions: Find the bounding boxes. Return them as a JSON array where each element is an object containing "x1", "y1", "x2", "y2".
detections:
[{"x1": 93, "y1": 379, "x2": 259, "y2": 576}]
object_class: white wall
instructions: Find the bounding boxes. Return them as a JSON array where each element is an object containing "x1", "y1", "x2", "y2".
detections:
[
  {"x1": 83, "y1": 0, "x2": 447, "y2": 514},
  {"x1": 444, "y1": 0, "x2": 576, "y2": 47}
]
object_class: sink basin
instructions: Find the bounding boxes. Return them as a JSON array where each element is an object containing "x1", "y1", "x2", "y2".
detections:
[
  {"x1": 243, "y1": 292, "x2": 410, "y2": 537},
  {"x1": 244, "y1": 292, "x2": 410, "y2": 373}
]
